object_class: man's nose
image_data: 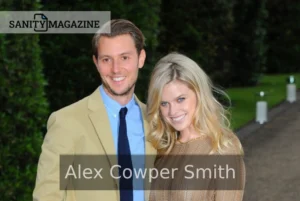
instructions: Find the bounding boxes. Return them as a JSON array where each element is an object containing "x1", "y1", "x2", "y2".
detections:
[{"x1": 112, "y1": 60, "x2": 121, "y2": 73}]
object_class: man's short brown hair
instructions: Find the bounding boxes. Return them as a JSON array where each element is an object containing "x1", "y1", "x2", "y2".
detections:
[{"x1": 92, "y1": 19, "x2": 145, "y2": 58}]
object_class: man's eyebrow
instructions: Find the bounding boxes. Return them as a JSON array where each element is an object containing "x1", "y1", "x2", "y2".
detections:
[{"x1": 98, "y1": 51, "x2": 134, "y2": 59}]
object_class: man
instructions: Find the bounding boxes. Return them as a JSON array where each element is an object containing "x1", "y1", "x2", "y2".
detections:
[{"x1": 33, "y1": 19, "x2": 156, "y2": 201}]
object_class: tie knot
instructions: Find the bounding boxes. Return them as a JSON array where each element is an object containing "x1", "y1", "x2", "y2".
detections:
[{"x1": 119, "y1": 107, "x2": 128, "y2": 119}]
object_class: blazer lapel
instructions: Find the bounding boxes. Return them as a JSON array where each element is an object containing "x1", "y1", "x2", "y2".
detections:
[{"x1": 88, "y1": 88, "x2": 119, "y2": 184}]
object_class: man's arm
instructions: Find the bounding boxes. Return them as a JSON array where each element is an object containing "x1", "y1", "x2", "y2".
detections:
[{"x1": 33, "y1": 112, "x2": 79, "y2": 201}]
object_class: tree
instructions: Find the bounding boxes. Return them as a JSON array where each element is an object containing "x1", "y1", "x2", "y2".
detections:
[
  {"x1": 230, "y1": 0, "x2": 268, "y2": 86},
  {"x1": 0, "y1": 1, "x2": 49, "y2": 200},
  {"x1": 266, "y1": 0, "x2": 300, "y2": 73},
  {"x1": 158, "y1": 0, "x2": 269, "y2": 87},
  {"x1": 158, "y1": 0, "x2": 236, "y2": 87}
]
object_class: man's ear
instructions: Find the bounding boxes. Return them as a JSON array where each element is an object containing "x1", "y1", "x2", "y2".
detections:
[
  {"x1": 93, "y1": 55, "x2": 99, "y2": 70},
  {"x1": 138, "y1": 49, "x2": 146, "y2": 69}
]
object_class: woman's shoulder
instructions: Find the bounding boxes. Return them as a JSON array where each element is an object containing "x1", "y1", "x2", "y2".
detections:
[{"x1": 220, "y1": 132, "x2": 244, "y2": 155}]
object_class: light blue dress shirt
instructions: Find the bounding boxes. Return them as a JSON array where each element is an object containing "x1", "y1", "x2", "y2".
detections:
[{"x1": 99, "y1": 85, "x2": 145, "y2": 201}]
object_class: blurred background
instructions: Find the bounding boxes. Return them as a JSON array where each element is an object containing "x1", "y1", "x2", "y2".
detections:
[{"x1": 0, "y1": 0, "x2": 299, "y2": 200}]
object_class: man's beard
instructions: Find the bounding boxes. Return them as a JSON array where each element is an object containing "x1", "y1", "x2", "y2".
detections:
[{"x1": 102, "y1": 79, "x2": 136, "y2": 97}]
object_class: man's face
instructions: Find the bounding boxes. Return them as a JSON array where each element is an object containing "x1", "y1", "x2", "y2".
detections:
[{"x1": 93, "y1": 34, "x2": 146, "y2": 97}]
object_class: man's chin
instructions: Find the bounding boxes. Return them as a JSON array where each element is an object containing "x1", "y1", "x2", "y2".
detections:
[
  {"x1": 102, "y1": 81, "x2": 136, "y2": 97},
  {"x1": 108, "y1": 87, "x2": 133, "y2": 97},
  {"x1": 112, "y1": 90, "x2": 129, "y2": 96}
]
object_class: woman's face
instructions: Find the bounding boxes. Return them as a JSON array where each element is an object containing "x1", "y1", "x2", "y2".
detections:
[{"x1": 160, "y1": 80, "x2": 197, "y2": 133}]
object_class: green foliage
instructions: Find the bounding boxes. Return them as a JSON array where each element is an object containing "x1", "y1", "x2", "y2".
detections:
[
  {"x1": 158, "y1": 0, "x2": 236, "y2": 87},
  {"x1": 158, "y1": 0, "x2": 269, "y2": 87},
  {"x1": 0, "y1": 1, "x2": 49, "y2": 200},
  {"x1": 226, "y1": 73, "x2": 300, "y2": 129},
  {"x1": 266, "y1": 0, "x2": 300, "y2": 73},
  {"x1": 230, "y1": 0, "x2": 268, "y2": 86}
]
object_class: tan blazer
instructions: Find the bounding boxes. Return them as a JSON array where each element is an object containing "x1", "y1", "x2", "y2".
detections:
[{"x1": 33, "y1": 87, "x2": 157, "y2": 201}]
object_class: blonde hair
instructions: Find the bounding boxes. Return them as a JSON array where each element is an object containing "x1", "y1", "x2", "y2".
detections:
[{"x1": 147, "y1": 52, "x2": 243, "y2": 155}]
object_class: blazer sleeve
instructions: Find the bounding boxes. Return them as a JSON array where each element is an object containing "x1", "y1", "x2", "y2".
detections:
[{"x1": 33, "y1": 112, "x2": 80, "y2": 201}]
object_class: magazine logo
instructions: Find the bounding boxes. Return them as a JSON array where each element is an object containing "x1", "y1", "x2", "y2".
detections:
[
  {"x1": 1, "y1": 11, "x2": 111, "y2": 34},
  {"x1": 9, "y1": 13, "x2": 101, "y2": 32}
]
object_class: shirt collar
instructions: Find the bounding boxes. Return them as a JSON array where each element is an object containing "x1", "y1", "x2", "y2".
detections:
[{"x1": 99, "y1": 85, "x2": 136, "y2": 115}]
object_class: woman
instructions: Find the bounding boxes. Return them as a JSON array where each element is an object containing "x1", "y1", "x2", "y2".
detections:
[{"x1": 147, "y1": 52, "x2": 245, "y2": 201}]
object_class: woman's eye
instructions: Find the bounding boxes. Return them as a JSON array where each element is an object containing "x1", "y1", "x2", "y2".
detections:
[
  {"x1": 160, "y1": 102, "x2": 168, "y2": 107},
  {"x1": 178, "y1": 97, "x2": 185, "y2": 102}
]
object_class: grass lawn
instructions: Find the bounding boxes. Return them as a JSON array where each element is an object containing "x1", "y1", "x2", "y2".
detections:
[{"x1": 225, "y1": 73, "x2": 300, "y2": 130}]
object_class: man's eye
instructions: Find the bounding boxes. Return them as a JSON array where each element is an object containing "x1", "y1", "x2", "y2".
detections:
[
  {"x1": 102, "y1": 58, "x2": 110, "y2": 63},
  {"x1": 122, "y1": 56, "x2": 129, "y2": 60}
]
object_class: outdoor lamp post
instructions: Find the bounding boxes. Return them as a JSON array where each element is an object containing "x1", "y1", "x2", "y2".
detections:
[
  {"x1": 256, "y1": 91, "x2": 268, "y2": 124},
  {"x1": 286, "y1": 75, "x2": 296, "y2": 103}
]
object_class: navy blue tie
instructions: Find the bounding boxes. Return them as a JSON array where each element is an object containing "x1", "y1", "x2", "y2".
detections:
[{"x1": 118, "y1": 107, "x2": 133, "y2": 201}]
